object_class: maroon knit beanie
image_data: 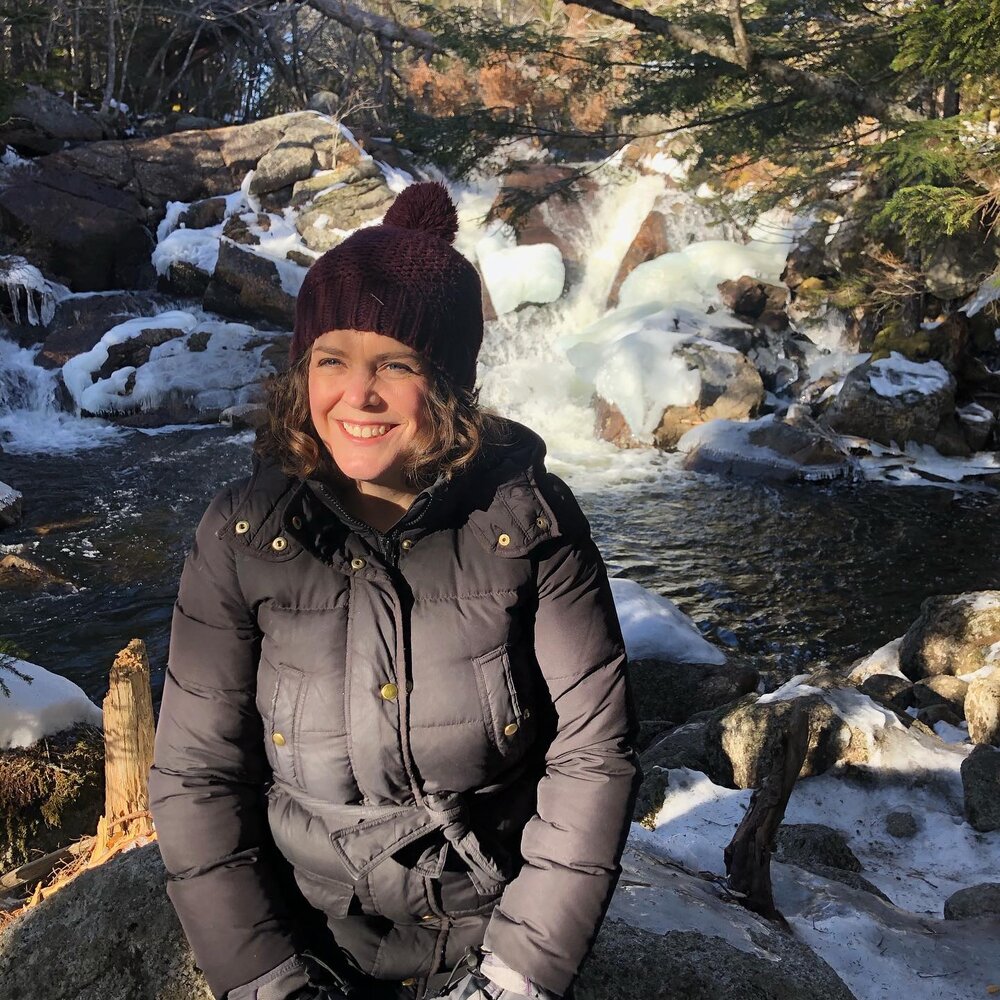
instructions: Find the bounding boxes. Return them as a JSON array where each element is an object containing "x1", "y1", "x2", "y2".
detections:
[{"x1": 290, "y1": 181, "x2": 484, "y2": 391}]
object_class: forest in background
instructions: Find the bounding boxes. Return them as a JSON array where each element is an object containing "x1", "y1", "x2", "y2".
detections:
[{"x1": 3, "y1": 0, "x2": 1000, "y2": 339}]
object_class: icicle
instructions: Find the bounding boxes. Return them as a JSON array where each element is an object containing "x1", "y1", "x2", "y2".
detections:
[{"x1": 0, "y1": 256, "x2": 57, "y2": 327}]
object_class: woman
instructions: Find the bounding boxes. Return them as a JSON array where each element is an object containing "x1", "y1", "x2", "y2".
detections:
[{"x1": 150, "y1": 182, "x2": 639, "y2": 1000}]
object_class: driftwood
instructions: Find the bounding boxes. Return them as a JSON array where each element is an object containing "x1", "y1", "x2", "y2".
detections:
[
  {"x1": 0, "y1": 839, "x2": 94, "y2": 900},
  {"x1": 724, "y1": 702, "x2": 810, "y2": 921},
  {"x1": 91, "y1": 639, "x2": 156, "y2": 861}
]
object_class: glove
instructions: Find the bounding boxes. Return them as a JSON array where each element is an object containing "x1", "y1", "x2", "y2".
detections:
[{"x1": 226, "y1": 955, "x2": 349, "y2": 1000}]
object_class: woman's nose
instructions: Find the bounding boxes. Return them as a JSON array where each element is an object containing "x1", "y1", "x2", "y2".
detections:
[{"x1": 342, "y1": 369, "x2": 380, "y2": 408}]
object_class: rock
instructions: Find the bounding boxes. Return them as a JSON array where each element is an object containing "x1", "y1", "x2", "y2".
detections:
[
  {"x1": 868, "y1": 314, "x2": 970, "y2": 374},
  {"x1": 965, "y1": 669, "x2": 1000, "y2": 746},
  {"x1": 956, "y1": 402, "x2": 996, "y2": 452},
  {"x1": 0, "y1": 723, "x2": 104, "y2": 872},
  {"x1": 177, "y1": 197, "x2": 227, "y2": 230},
  {"x1": 718, "y1": 276, "x2": 787, "y2": 324},
  {"x1": 0, "y1": 166, "x2": 154, "y2": 292},
  {"x1": 641, "y1": 719, "x2": 713, "y2": 776},
  {"x1": 607, "y1": 210, "x2": 670, "y2": 308},
  {"x1": 220, "y1": 403, "x2": 268, "y2": 431},
  {"x1": 885, "y1": 810, "x2": 919, "y2": 838},
  {"x1": 0, "y1": 481, "x2": 23, "y2": 528},
  {"x1": 250, "y1": 118, "x2": 326, "y2": 197},
  {"x1": 636, "y1": 720, "x2": 673, "y2": 752},
  {"x1": 857, "y1": 674, "x2": 914, "y2": 713},
  {"x1": 912, "y1": 675, "x2": 969, "y2": 717},
  {"x1": 290, "y1": 159, "x2": 382, "y2": 207},
  {"x1": 203, "y1": 241, "x2": 296, "y2": 329},
  {"x1": 160, "y1": 260, "x2": 213, "y2": 299},
  {"x1": 0, "y1": 554, "x2": 75, "y2": 594},
  {"x1": 943, "y1": 883, "x2": 1000, "y2": 920},
  {"x1": 633, "y1": 767, "x2": 671, "y2": 829},
  {"x1": 705, "y1": 687, "x2": 872, "y2": 790},
  {"x1": 296, "y1": 174, "x2": 394, "y2": 252},
  {"x1": 628, "y1": 658, "x2": 759, "y2": 724},
  {"x1": 222, "y1": 212, "x2": 269, "y2": 246},
  {"x1": 823, "y1": 354, "x2": 959, "y2": 452},
  {"x1": 35, "y1": 292, "x2": 174, "y2": 369},
  {"x1": 0, "y1": 85, "x2": 102, "y2": 155},
  {"x1": 781, "y1": 218, "x2": 840, "y2": 293},
  {"x1": 923, "y1": 234, "x2": 997, "y2": 300},
  {"x1": 961, "y1": 744, "x2": 1000, "y2": 832},
  {"x1": 774, "y1": 824, "x2": 862, "y2": 872},
  {"x1": 94, "y1": 327, "x2": 186, "y2": 382},
  {"x1": 916, "y1": 702, "x2": 963, "y2": 729},
  {"x1": 678, "y1": 414, "x2": 854, "y2": 483},
  {"x1": 899, "y1": 591, "x2": 1000, "y2": 680},
  {"x1": 784, "y1": 862, "x2": 892, "y2": 903},
  {"x1": 0, "y1": 843, "x2": 213, "y2": 1000}
]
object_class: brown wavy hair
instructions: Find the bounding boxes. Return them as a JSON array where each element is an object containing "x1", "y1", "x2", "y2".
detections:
[{"x1": 255, "y1": 348, "x2": 505, "y2": 490}]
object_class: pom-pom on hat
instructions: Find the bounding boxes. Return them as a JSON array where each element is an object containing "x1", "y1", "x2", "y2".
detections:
[{"x1": 291, "y1": 181, "x2": 483, "y2": 391}]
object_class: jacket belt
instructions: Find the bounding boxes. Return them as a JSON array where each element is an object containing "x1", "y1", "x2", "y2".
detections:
[{"x1": 312, "y1": 790, "x2": 512, "y2": 896}]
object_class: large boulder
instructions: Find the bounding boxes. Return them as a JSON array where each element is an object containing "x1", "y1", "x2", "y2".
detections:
[
  {"x1": 965, "y1": 669, "x2": 1000, "y2": 746},
  {"x1": 0, "y1": 167, "x2": 154, "y2": 292},
  {"x1": 961, "y1": 744, "x2": 1000, "y2": 832},
  {"x1": 607, "y1": 210, "x2": 671, "y2": 308},
  {"x1": 0, "y1": 86, "x2": 103, "y2": 155},
  {"x1": 899, "y1": 591, "x2": 1000, "y2": 680},
  {"x1": 923, "y1": 233, "x2": 997, "y2": 300},
  {"x1": 718, "y1": 275, "x2": 788, "y2": 330},
  {"x1": 628, "y1": 659, "x2": 759, "y2": 725},
  {"x1": 0, "y1": 723, "x2": 104, "y2": 872},
  {"x1": 203, "y1": 241, "x2": 297, "y2": 329},
  {"x1": 0, "y1": 843, "x2": 212, "y2": 1000},
  {"x1": 294, "y1": 161, "x2": 394, "y2": 252},
  {"x1": 34, "y1": 292, "x2": 174, "y2": 369},
  {"x1": 822, "y1": 353, "x2": 962, "y2": 453},
  {"x1": 679, "y1": 413, "x2": 854, "y2": 483},
  {"x1": 596, "y1": 341, "x2": 765, "y2": 450}
]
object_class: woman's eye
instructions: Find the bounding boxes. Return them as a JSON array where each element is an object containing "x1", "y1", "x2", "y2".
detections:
[
  {"x1": 384, "y1": 361, "x2": 417, "y2": 374},
  {"x1": 317, "y1": 357, "x2": 344, "y2": 368}
]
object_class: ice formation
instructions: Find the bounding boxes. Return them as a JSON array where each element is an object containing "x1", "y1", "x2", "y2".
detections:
[
  {"x1": 478, "y1": 242, "x2": 565, "y2": 315},
  {"x1": 0, "y1": 256, "x2": 62, "y2": 326},
  {"x1": 867, "y1": 353, "x2": 952, "y2": 398}
]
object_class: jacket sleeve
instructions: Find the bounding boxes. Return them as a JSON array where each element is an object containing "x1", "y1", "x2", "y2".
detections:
[
  {"x1": 149, "y1": 485, "x2": 299, "y2": 999},
  {"x1": 482, "y1": 479, "x2": 640, "y2": 996}
]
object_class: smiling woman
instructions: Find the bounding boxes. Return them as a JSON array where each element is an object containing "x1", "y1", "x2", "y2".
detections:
[{"x1": 149, "y1": 182, "x2": 639, "y2": 1000}]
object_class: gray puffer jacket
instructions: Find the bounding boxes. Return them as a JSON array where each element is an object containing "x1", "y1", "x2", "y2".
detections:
[{"x1": 149, "y1": 421, "x2": 639, "y2": 1000}]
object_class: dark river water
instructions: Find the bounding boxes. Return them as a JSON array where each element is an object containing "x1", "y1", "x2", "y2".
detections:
[{"x1": 2, "y1": 425, "x2": 999, "y2": 705}]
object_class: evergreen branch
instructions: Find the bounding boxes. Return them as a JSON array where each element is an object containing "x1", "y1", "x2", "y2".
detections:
[{"x1": 563, "y1": 0, "x2": 921, "y2": 123}]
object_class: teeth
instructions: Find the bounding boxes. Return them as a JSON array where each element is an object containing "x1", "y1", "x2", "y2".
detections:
[{"x1": 342, "y1": 422, "x2": 390, "y2": 439}]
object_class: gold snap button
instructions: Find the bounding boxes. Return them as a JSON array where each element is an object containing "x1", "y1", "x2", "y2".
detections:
[
  {"x1": 271, "y1": 536, "x2": 287, "y2": 552},
  {"x1": 351, "y1": 557, "x2": 366, "y2": 570},
  {"x1": 272, "y1": 732, "x2": 286, "y2": 746},
  {"x1": 234, "y1": 520, "x2": 250, "y2": 535},
  {"x1": 400, "y1": 539, "x2": 413, "y2": 551},
  {"x1": 380, "y1": 682, "x2": 398, "y2": 701},
  {"x1": 291, "y1": 515, "x2": 303, "y2": 529},
  {"x1": 536, "y1": 516, "x2": 549, "y2": 530},
  {"x1": 401, "y1": 979, "x2": 417, "y2": 988},
  {"x1": 504, "y1": 722, "x2": 519, "y2": 737},
  {"x1": 420, "y1": 913, "x2": 434, "y2": 922},
  {"x1": 497, "y1": 533, "x2": 511, "y2": 548}
]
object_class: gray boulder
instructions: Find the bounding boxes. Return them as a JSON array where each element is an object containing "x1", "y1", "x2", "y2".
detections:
[
  {"x1": 900, "y1": 591, "x2": 1000, "y2": 680},
  {"x1": 857, "y1": 674, "x2": 914, "y2": 713},
  {"x1": 943, "y1": 882, "x2": 1000, "y2": 921},
  {"x1": 628, "y1": 658, "x2": 759, "y2": 724},
  {"x1": 822, "y1": 356, "x2": 959, "y2": 452},
  {"x1": 912, "y1": 675, "x2": 968, "y2": 717},
  {"x1": 961, "y1": 744, "x2": 1000, "y2": 832},
  {"x1": 774, "y1": 824, "x2": 861, "y2": 873},
  {"x1": 203, "y1": 241, "x2": 297, "y2": 329},
  {"x1": 885, "y1": 810, "x2": 920, "y2": 838},
  {"x1": 1, "y1": 85, "x2": 102, "y2": 154},
  {"x1": 641, "y1": 719, "x2": 713, "y2": 777},
  {"x1": 965, "y1": 669, "x2": 1000, "y2": 746},
  {"x1": 296, "y1": 170, "x2": 394, "y2": 252}
]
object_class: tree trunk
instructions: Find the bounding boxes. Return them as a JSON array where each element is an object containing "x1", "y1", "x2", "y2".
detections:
[
  {"x1": 92, "y1": 638, "x2": 155, "y2": 860},
  {"x1": 724, "y1": 703, "x2": 810, "y2": 921}
]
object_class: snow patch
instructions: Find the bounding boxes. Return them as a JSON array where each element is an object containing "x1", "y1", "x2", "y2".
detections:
[
  {"x1": 867, "y1": 353, "x2": 951, "y2": 398},
  {"x1": 478, "y1": 242, "x2": 565, "y2": 315}
]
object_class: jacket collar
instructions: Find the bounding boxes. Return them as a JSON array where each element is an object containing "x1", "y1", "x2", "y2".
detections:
[{"x1": 219, "y1": 419, "x2": 565, "y2": 562}]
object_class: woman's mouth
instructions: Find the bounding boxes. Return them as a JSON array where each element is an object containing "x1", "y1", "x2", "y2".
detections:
[{"x1": 339, "y1": 421, "x2": 395, "y2": 440}]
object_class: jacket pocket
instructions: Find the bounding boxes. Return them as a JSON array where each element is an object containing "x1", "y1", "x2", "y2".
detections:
[
  {"x1": 471, "y1": 643, "x2": 536, "y2": 757},
  {"x1": 258, "y1": 658, "x2": 306, "y2": 787}
]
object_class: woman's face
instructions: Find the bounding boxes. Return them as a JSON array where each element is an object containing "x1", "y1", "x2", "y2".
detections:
[{"x1": 308, "y1": 328, "x2": 430, "y2": 496}]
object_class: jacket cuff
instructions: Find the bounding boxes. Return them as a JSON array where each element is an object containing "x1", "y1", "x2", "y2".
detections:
[
  {"x1": 226, "y1": 955, "x2": 310, "y2": 1000},
  {"x1": 481, "y1": 952, "x2": 560, "y2": 1000}
]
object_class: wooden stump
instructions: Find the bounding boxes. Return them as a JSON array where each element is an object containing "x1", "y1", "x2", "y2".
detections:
[
  {"x1": 724, "y1": 702, "x2": 810, "y2": 922},
  {"x1": 92, "y1": 639, "x2": 155, "y2": 860}
]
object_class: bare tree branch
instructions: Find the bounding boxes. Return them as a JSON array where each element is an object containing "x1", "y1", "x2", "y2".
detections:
[
  {"x1": 301, "y1": 0, "x2": 446, "y2": 55},
  {"x1": 727, "y1": 0, "x2": 751, "y2": 70}
]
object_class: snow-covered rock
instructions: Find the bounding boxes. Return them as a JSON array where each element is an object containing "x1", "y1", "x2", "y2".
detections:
[
  {"x1": 0, "y1": 657, "x2": 102, "y2": 749},
  {"x1": 899, "y1": 591, "x2": 1000, "y2": 680},
  {"x1": 0, "y1": 255, "x2": 61, "y2": 328},
  {"x1": 677, "y1": 413, "x2": 853, "y2": 483},
  {"x1": 0, "y1": 479, "x2": 22, "y2": 528},
  {"x1": 823, "y1": 353, "x2": 962, "y2": 453},
  {"x1": 478, "y1": 242, "x2": 565, "y2": 315},
  {"x1": 610, "y1": 578, "x2": 725, "y2": 665}
]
